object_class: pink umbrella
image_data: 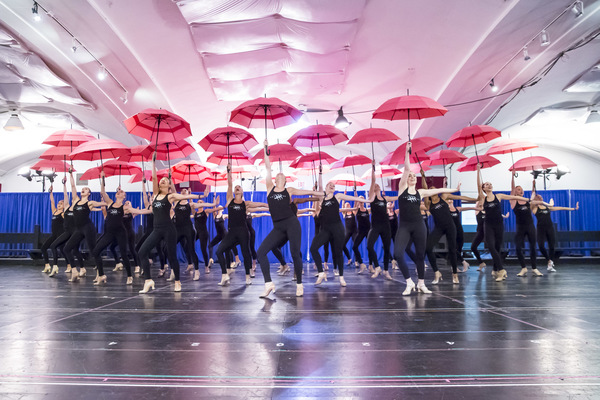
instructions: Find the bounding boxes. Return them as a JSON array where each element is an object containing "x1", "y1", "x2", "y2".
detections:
[
  {"x1": 259, "y1": 175, "x2": 298, "y2": 185},
  {"x1": 290, "y1": 152, "x2": 337, "y2": 169},
  {"x1": 207, "y1": 151, "x2": 254, "y2": 166},
  {"x1": 251, "y1": 143, "x2": 303, "y2": 164},
  {"x1": 509, "y1": 156, "x2": 556, "y2": 172},
  {"x1": 31, "y1": 160, "x2": 73, "y2": 173},
  {"x1": 427, "y1": 149, "x2": 468, "y2": 177},
  {"x1": 288, "y1": 124, "x2": 348, "y2": 148},
  {"x1": 230, "y1": 165, "x2": 260, "y2": 178},
  {"x1": 381, "y1": 148, "x2": 430, "y2": 165},
  {"x1": 80, "y1": 166, "x2": 102, "y2": 181},
  {"x1": 229, "y1": 97, "x2": 303, "y2": 140},
  {"x1": 39, "y1": 146, "x2": 73, "y2": 161},
  {"x1": 42, "y1": 129, "x2": 96, "y2": 147},
  {"x1": 146, "y1": 140, "x2": 196, "y2": 161},
  {"x1": 446, "y1": 125, "x2": 502, "y2": 163},
  {"x1": 102, "y1": 159, "x2": 142, "y2": 186},
  {"x1": 198, "y1": 127, "x2": 258, "y2": 155},
  {"x1": 129, "y1": 169, "x2": 168, "y2": 183},
  {"x1": 330, "y1": 154, "x2": 372, "y2": 169},
  {"x1": 171, "y1": 160, "x2": 212, "y2": 184},
  {"x1": 457, "y1": 155, "x2": 500, "y2": 172},
  {"x1": 361, "y1": 165, "x2": 401, "y2": 179},
  {"x1": 124, "y1": 108, "x2": 192, "y2": 146},
  {"x1": 69, "y1": 139, "x2": 131, "y2": 165},
  {"x1": 118, "y1": 145, "x2": 153, "y2": 162},
  {"x1": 398, "y1": 163, "x2": 432, "y2": 175},
  {"x1": 330, "y1": 173, "x2": 366, "y2": 187},
  {"x1": 486, "y1": 139, "x2": 538, "y2": 156},
  {"x1": 347, "y1": 127, "x2": 401, "y2": 161},
  {"x1": 202, "y1": 172, "x2": 229, "y2": 187}
]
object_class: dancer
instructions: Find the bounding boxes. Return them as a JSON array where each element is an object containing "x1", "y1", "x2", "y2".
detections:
[
  {"x1": 41, "y1": 184, "x2": 65, "y2": 276},
  {"x1": 311, "y1": 174, "x2": 370, "y2": 287},
  {"x1": 387, "y1": 201, "x2": 399, "y2": 269},
  {"x1": 476, "y1": 163, "x2": 531, "y2": 282},
  {"x1": 49, "y1": 179, "x2": 83, "y2": 275},
  {"x1": 192, "y1": 187, "x2": 212, "y2": 274},
  {"x1": 393, "y1": 143, "x2": 460, "y2": 295},
  {"x1": 216, "y1": 163, "x2": 267, "y2": 286},
  {"x1": 62, "y1": 169, "x2": 106, "y2": 282},
  {"x1": 136, "y1": 184, "x2": 168, "y2": 276},
  {"x1": 172, "y1": 186, "x2": 200, "y2": 280},
  {"x1": 447, "y1": 198, "x2": 480, "y2": 273},
  {"x1": 531, "y1": 181, "x2": 579, "y2": 272},
  {"x1": 137, "y1": 154, "x2": 203, "y2": 293},
  {"x1": 256, "y1": 139, "x2": 322, "y2": 298},
  {"x1": 342, "y1": 194, "x2": 357, "y2": 267},
  {"x1": 207, "y1": 204, "x2": 238, "y2": 270},
  {"x1": 470, "y1": 199, "x2": 486, "y2": 271},
  {"x1": 353, "y1": 198, "x2": 371, "y2": 274}
]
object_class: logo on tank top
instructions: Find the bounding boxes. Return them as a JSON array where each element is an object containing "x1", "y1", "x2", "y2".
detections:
[
  {"x1": 271, "y1": 193, "x2": 284, "y2": 201},
  {"x1": 406, "y1": 195, "x2": 419, "y2": 203},
  {"x1": 433, "y1": 202, "x2": 443, "y2": 209},
  {"x1": 518, "y1": 205, "x2": 528, "y2": 211},
  {"x1": 232, "y1": 204, "x2": 242, "y2": 210},
  {"x1": 486, "y1": 202, "x2": 497, "y2": 208},
  {"x1": 153, "y1": 201, "x2": 163, "y2": 208},
  {"x1": 323, "y1": 200, "x2": 333, "y2": 207},
  {"x1": 109, "y1": 209, "x2": 118, "y2": 215}
]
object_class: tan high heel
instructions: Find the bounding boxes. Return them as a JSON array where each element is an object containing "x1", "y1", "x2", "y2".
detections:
[
  {"x1": 167, "y1": 270, "x2": 175, "y2": 281},
  {"x1": 278, "y1": 265, "x2": 290, "y2": 275},
  {"x1": 139, "y1": 279, "x2": 155, "y2": 293},
  {"x1": 382, "y1": 271, "x2": 392, "y2": 280},
  {"x1": 69, "y1": 272, "x2": 79, "y2": 282},
  {"x1": 259, "y1": 282, "x2": 276, "y2": 298},
  {"x1": 315, "y1": 272, "x2": 327, "y2": 285},
  {"x1": 93, "y1": 275, "x2": 107, "y2": 285},
  {"x1": 402, "y1": 278, "x2": 415, "y2": 296},
  {"x1": 296, "y1": 283, "x2": 304, "y2": 297},
  {"x1": 49, "y1": 265, "x2": 59, "y2": 277},
  {"x1": 43, "y1": 264, "x2": 51, "y2": 273},
  {"x1": 461, "y1": 260, "x2": 470, "y2": 273},
  {"x1": 112, "y1": 263, "x2": 123, "y2": 272},
  {"x1": 532, "y1": 268, "x2": 543, "y2": 276},
  {"x1": 218, "y1": 274, "x2": 230, "y2": 286},
  {"x1": 339, "y1": 276, "x2": 347, "y2": 287},
  {"x1": 126, "y1": 276, "x2": 133, "y2": 285},
  {"x1": 495, "y1": 269, "x2": 507, "y2": 281},
  {"x1": 186, "y1": 264, "x2": 194, "y2": 273},
  {"x1": 477, "y1": 262, "x2": 486, "y2": 272},
  {"x1": 193, "y1": 270, "x2": 200, "y2": 281},
  {"x1": 452, "y1": 273, "x2": 459, "y2": 284},
  {"x1": 432, "y1": 271, "x2": 443, "y2": 284},
  {"x1": 65, "y1": 265, "x2": 72, "y2": 273},
  {"x1": 517, "y1": 268, "x2": 527, "y2": 277},
  {"x1": 371, "y1": 267, "x2": 381, "y2": 279},
  {"x1": 174, "y1": 281, "x2": 182, "y2": 292},
  {"x1": 78, "y1": 267, "x2": 87, "y2": 277},
  {"x1": 417, "y1": 281, "x2": 432, "y2": 294},
  {"x1": 357, "y1": 263, "x2": 366, "y2": 274},
  {"x1": 245, "y1": 275, "x2": 252, "y2": 285}
]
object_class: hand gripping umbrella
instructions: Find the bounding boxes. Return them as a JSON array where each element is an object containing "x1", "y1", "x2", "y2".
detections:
[{"x1": 446, "y1": 124, "x2": 502, "y2": 163}]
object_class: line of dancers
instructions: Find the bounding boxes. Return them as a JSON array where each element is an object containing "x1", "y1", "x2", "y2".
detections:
[{"x1": 40, "y1": 143, "x2": 580, "y2": 297}]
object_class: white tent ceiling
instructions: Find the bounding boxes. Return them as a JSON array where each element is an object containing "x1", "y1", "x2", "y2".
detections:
[{"x1": 0, "y1": 0, "x2": 599, "y2": 183}]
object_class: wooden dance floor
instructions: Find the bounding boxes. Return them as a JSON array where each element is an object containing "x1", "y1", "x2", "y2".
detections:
[{"x1": 1, "y1": 261, "x2": 599, "y2": 398}]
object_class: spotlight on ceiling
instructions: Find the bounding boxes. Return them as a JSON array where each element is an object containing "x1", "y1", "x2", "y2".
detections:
[
  {"x1": 97, "y1": 66, "x2": 107, "y2": 80},
  {"x1": 586, "y1": 109, "x2": 600, "y2": 124},
  {"x1": 18, "y1": 167, "x2": 32, "y2": 181},
  {"x1": 540, "y1": 30, "x2": 550, "y2": 47},
  {"x1": 334, "y1": 107, "x2": 351, "y2": 129},
  {"x1": 489, "y1": 79, "x2": 499, "y2": 93},
  {"x1": 4, "y1": 113, "x2": 24, "y2": 131},
  {"x1": 572, "y1": 1, "x2": 584, "y2": 17},
  {"x1": 31, "y1": 1, "x2": 41, "y2": 22},
  {"x1": 523, "y1": 47, "x2": 531, "y2": 61},
  {"x1": 555, "y1": 165, "x2": 570, "y2": 180}
]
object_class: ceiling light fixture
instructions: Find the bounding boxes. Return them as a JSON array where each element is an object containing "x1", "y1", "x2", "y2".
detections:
[
  {"x1": 586, "y1": 109, "x2": 600, "y2": 124},
  {"x1": 120, "y1": 91, "x2": 128, "y2": 104},
  {"x1": 97, "y1": 66, "x2": 107, "y2": 81},
  {"x1": 18, "y1": 167, "x2": 32, "y2": 181},
  {"x1": 540, "y1": 30, "x2": 550, "y2": 47},
  {"x1": 334, "y1": 107, "x2": 351, "y2": 128},
  {"x1": 4, "y1": 113, "x2": 24, "y2": 131},
  {"x1": 489, "y1": 79, "x2": 499, "y2": 93},
  {"x1": 572, "y1": 1, "x2": 584, "y2": 18},
  {"x1": 523, "y1": 47, "x2": 531, "y2": 61},
  {"x1": 31, "y1": 1, "x2": 41, "y2": 22}
]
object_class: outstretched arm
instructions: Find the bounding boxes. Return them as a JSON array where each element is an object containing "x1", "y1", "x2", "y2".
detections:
[
  {"x1": 397, "y1": 142, "x2": 411, "y2": 193},
  {"x1": 263, "y1": 139, "x2": 274, "y2": 192},
  {"x1": 420, "y1": 182, "x2": 461, "y2": 199},
  {"x1": 288, "y1": 187, "x2": 324, "y2": 197},
  {"x1": 69, "y1": 169, "x2": 79, "y2": 202},
  {"x1": 49, "y1": 185, "x2": 57, "y2": 213},
  {"x1": 549, "y1": 202, "x2": 579, "y2": 211},
  {"x1": 446, "y1": 194, "x2": 478, "y2": 202},
  {"x1": 99, "y1": 170, "x2": 112, "y2": 205},
  {"x1": 336, "y1": 193, "x2": 371, "y2": 203},
  {"x1": 63, "y1": 177, "x2": 70, "y2": 209}
]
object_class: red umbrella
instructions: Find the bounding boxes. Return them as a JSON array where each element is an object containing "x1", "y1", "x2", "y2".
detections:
[
  {"x1": 381, "y1": 137, "x2": 440, "y2": 166},
  {"x1": 361, "y1": 165, "x2": 401, "y2": 179},
  {"x1": 42, "y1": 129, "x2": 96, "y2": 147},
  {"x1": 446, "y1": 125, "x2": 502, "y2": 163},
  {"x1": 372, "y1": 95, "x2": 448, "y2": 141},
  {"x1": 331, "y1": 173, "x2": 366, "y2": 187},
  {"x1": 69, "y1": 139, "x2": 131, "y2": 165},
  {"x1": 39, "y1": 146, "x2": 73, "y2": 161},
  {"x1": 129, "y1": 169, "x2": 168, "y2": 183},
  {"x1": 102, "y1": 160, "x2": 142, "y2": 186},
  {"x1": 288, "y1": 124, "x2": 348, "y2": 148},
  {"x1": 118, "y1": 145, "x2": 153, "y2": 162},
  {"x1": 290, "y1": 152, "x2": 337, "y2": 169},
  {"x1": 124, "y1": 109, "x2": 192, "y2": 146},
  {"x1": 457, "y1": 155, "x2": 500, "y2": 172},
  {"x1": 80, "y1": 166, "x2": 102, "y2": 181},
  {"x1": 346, "y1": 127, "x2": 401, "y2": 161},
  {"x1": 509, "y1": 156, "x2": 556, "y2": 172},
  {"x1": 229, "y1": 97, "x2": 303, "y2": 139},
  {"x1": 202, "y1": 172, "x2": 228, "y2": 187},
  {"x1": 146, "y1": 140, "x2": 196, "y2": 161},
  {"x1": 381, "y1": 148, "x2": 430, "y2": 166},
  {"x1": 207, "y1": 151, "x2": 254, "y2": 166},
  {"x1": 198, "y1": 127, "x2": 258, "y2": 155},
  {"x1": 330, "y1": 154, "x2": 372, "y2": 169},
  {"x1": 295, "y1": 165, "x2": 331, "y2": 175},
  {"x1": 251, "y1": 143, "x2": 303, "y2": 164},
  {"x1": 171, "y1": 160, "x2": 212, "y2": 184},
  {"x1": 427, "y1": 149, "x2": 468, "y2": 165},
  {"x1": 485, "y1": 139, "x2": 538, "y2": 156},
  {"x1": 31, "y1": 160, "x2": 73, "y2": 172},
  {"x1": 230, "y1": 165, "x2": 260, "y2": 178}
]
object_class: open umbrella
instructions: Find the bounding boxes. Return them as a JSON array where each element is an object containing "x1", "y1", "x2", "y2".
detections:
[
  {"x1": 146, "y1": 140, "x2": 196, "y2": 161},
  {"x1": 207, "y1": 151, "x2": 254, "y2": 166},
  {"x1": 361, "y1": 165, "x2": 401, "y2": 179},
  {"x1": 80, "y1": 166, "x2": 102, "y2": 181},
  {"x1": 171, "y1": 160, "x2": 212, "y2": 185},
  {"x1": 288, "y1": 123, "x2": 347, "y2": 168},
  {"x1": 427, "y1": 149, "x2": 467, "y2": 177},
  {"x1": 330, "y1": 154, "x2": 372, "y2": 169},
  {"x1": 485, "y1": 138, "x2": 538, "y2": 167},
  {"x1": 102, "y1": 159, "x2": 142, "y2": 186},
  {"x1": 124, "y1": 109, "x2": 192, "y2": 146},
  {"x1": 446, "y1": 124, "x2": 502, "y2": 163},
  {"x1": 290, "y1": 151, "x2": 337, "y2": 169},
  {"x1": 457, "y1": 154, "x2": 500, "y2": 172},
  {"x1": 69, "y1": 139, "x2": 131, "y2": 166},
  {"x1": 118, "y1": 145, "x2": 153, "y2": 162},
  {"x1": 31, "y1": 160, "x2": 73, "y2": 173},
  {"x1": 198, "y1": 127, "x2": 258, "y2": 156},
  {"x1": 251, "y1": 143, "x2": 303, "y2": 164},
  {"x1": 397, "y1": 163, "x2": 432, "y2": 176},
  {"x1": 382, "y1": 137, "x2": 440, "y2": 166},
  {"x1": 346, "y1": 127, "x2": 400, "y2": 161},
  {"x1": 509, "y1": 156, "x2": 556, "y2": 172},
  {"x1": 229, "y1": 97, "x2": 303, "y2": 141},
  {"x1": 129, "y1": 169, "x2": 169, "y2": 184},
  {"x1": 259, "y1": 175, "x2": 298, "y2": 185},
  {"x1": 39, "y1": 146, "x2": 73, "y2": 160},
  {"x1": 42, "y1": 129, "x2": 96, "y2": 147},
  {"x1": 331, "y1": 173, "x2": 366, "y2": 187},
  {"x1": 202, "y1": 172, "x2": 228, "y2": 187},
  {"x1": 372, "y1": 94, "x2": 448, "y2": 142},
  {"x1": 381, "y1": 148, "x2": 430, "y2": 166}
]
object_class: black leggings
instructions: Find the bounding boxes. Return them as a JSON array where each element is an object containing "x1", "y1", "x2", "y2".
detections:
[
  {"x1": 515, "y1": 223, "x2": 537, "y2": 269},
  {"x1": 139, "y1": 224, "x2": 180, "y2": 280},
  {"x1": 471, "y1": 222, "x2": 485, "y2": 264},
  {"x1": 125, "y1": 227, "x2": 140, "y2": 267},
  {"x1": 209, "y1": 230, "x2": 238, "y2": 260},
  {"x1": 41, "y1": 230, "x2": 63, "y2": 265},
  {"x1": 93, "y1": 228, "x2": 132, "y2": 276},
  {"x1": 455, "y1": 223, "x2": 465, "y2": 263},
  {"x1": 395, "y1": 221, "x2": 427, "y2": 280},
  {"x1": 484, "y1": 221, "x2": 504, "y2": 271},
  {"x1": 63, "y1": 222, "x2": 96, "y2": 269},
  {"x1": 50, "y1": 229, "x2": 81, "y2": 267},
  {"x1": 310, "y1": 221, "x2": 346, "y2": 276},
  {"x1": 257, "y1": 216, "x2": 303, "y2": 284},
  {"x1": 217, "y1": 227, "x2": 252, "y2": 275},
  {"x1": 367, "y1": 223, "x2": 391, "y2": 270},
  {"x1": 136, "y1": 230, "x2": 166, "y2": 267},
  {"x1": 343, "y1": 227, "x2": 354, "y2": 261},
  {"x1": 537, "y1": 223, "x2": 555, "y2": 262},
  {"x1": 426, "y1": 223, "x2": 458, "y2": 274},
  {"x1": 176, "y1": 224, "x2": 198, "y2": 270},
  {"x1": 248, "y1": 226, "x2": 258, "y2": 260},
  {"x1": 196, "y1": 231, "x2": 210, "y2": 265},
  {"x1": 352, "y1": 229, "x2": 369, "y2": 264}
]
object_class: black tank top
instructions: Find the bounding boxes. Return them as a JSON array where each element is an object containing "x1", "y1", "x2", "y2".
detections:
[
  {"x1": 476, "y1": 211, "x2": 485, "y2": 227},
  {"x1": 228, "y1": 200, "x2": 247, "y2": 228},
  {"x1": 152, "y1": 195, "x2": 172, "y2": 228},
  {"x1": 245, "y1": 214, "x2": 254, "y2": 232},
  {"x1": 535, "y1": 206, "x2": 553, "y2": 226},
  {"x1": 73, "y1": 200, "x2": 92, "y2": 228},
  {"x1": 449, "y1": 209, "x2": 461, "y2": 228},
  {"x1": 123, "y1": 212, "x2": 133, "y2": 231},
  {"x1": 146, "y1": 205, "x2": 154, "y2": 231},
  {"x1": 398, "y1": 188, "x2": 422, "y2": 223},
  {"x1": 344, "y1": 212, "x2": 356, "y2": 232},
  {"x1": 429, "y1": 199, "x2": 453, "y2": 227},
  {"x1": 173, "y1": 201, "x2": 192, "y2": 227},
  {"x1": 267, "y1": 188, "x2": 293, "y2": 222},
  {"x1": 214, "y1": 215, "x2": 226, "y2": 234},
  {"x1": 319, "y1": 196, "x2": 341, "y2": 225},
  {"x1": 371, "y1": 196, "x2": 388, "y2": 224},
  {"x1": 357, "y1": 209, "x2": 370, "y2": 232},
  {"x1": 290, "y1": 202, "x2": 298, "y2": 215},
  {"x1": 194, "y1": 211, "x2": 207, "y2": 233},
  {"x1": 513, "y1": 201, "x2": 533, "y2": 225},
  {"x1": 314, "y1": 214, "x2": 321, "y2": 232},
  {"x1": 64, "y1": 209, "x2": 75, "y2": 231},
  {"x1": 51, "y1": 212, "x2": 64, "y2": 234},
  {"x1": 483, "y1": 195, "x2": 503, "y2": 224},
  {"x1": 105, "y1": 203, "x2": 124, "y2": 231}
]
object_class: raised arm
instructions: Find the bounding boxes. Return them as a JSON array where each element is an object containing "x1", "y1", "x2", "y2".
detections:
[
  {"x1": 369, "y1": 159, "x2": 377, "y2": 198},
  {"x1": 152, "y1": 153, "x2": 159, "y2": 196},
  {"x1": 226, "y1": 162, "x2": 233, "y2": 206},
  {"x1": 69, "y1": 169, "x2": 79, "y2": 202},
  {"x1": 509, "y1": 170, "x2": 517, "y2": 208},
  {"x1": 99, "y1": 170, "x2": 112, "y2": 205},
  {"x1": 397, "y1": 142, "x2": 412, "y2": 193},
  {"x1": 63, "y1": 177, "x2": 70, "y2": 209},
  {"x1": 141, "y1": 179, "x2": 150, "y2": 208},
  {"x1": 420, "y1": 182, "x2": 461, "y2": 199},
  {"x1": 263, "y1": 139, "x2": 274, "y2": 192},
  {"x1": 476, "y1": 163, "x2": 484, "y2": 201}
]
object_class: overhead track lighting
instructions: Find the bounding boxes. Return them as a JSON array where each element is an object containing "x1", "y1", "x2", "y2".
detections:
[
  {"x1": 523, "y1": 47, "x2": 531, "y2": 61},
  {"x1": 4, "y1": 113, "x2": 24, "y2": 131},
  {"x1": 32, "y1": 1, "x2": 41, "y2": 22},
  {"x1": 540, "y1": 30, "x2": 550, "y2": 47},
  {"x1": 489, "y1": 79, "x2": 499, "y2": 93},
  {"x1": 572, "y1": 1, "x2": 584, "y2": 18},
  {"x1": 334, "y1": 107, "x2": 351, "y2": 128}
]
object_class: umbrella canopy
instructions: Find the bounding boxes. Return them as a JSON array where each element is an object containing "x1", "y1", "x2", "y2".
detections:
[
  {"x1": 198, "y1": 127, "x2": 258, "y2": 154},
  {"x1": 361, "y1": 165, "x2": 401, "y2": 179},
  {"x1": 118, "y1": 144, "x2": 153, "y2": 162},
  {"x1": 229, "y1": 97, "x2": 303, "y2": 131},
  {"x1": 330, "y1": 173, "x2": 366, "y2": 187},
  {"x1": 295, "y1": 165, "x2": 331, "y2": 175},
  {"x1": 124, "y1": 108, "x2": 192, "y2": 145},
  {"x1": 42, "y1": 129, "x2": 96, "y2": 147},
  {"x1": 69, "y1": 139, "x2": 131, "y2": 162},
  {"x1": 171, "y1": 160, "x2": 212, "y2": 184},
  {"x1": 509, "y1": 156, "x2": 557, "y2": 172},
  {"x1": 373, "y1": 95, "x2": 448, "y2": 121},
  {"x1": 251, "y1": 143, "x2": 303, "y2": 164},
  {"x1": 446, "y1": 125, "x2": 502, "y2": 148},
  {"x1": 398, "y1": 163, "x2": 432, "y2": 175},
  {"x1": 381, "y1": 148, "x2": 430, "y2": 165},
  {"x1": 129, "y1": 169, "x2": 169, "y2": 183},
  {"x1": 485, "y1": 139, "x2": 538, "y2": 156},
  {"x1": 202, "y1": 173, "x2": 229, "y2": 187},
  {"x1": 39, "y1": 146, "x2": 73, "y2": 161},
  {"x1": 427, "y1": 149, "x2": 468, "y2": 166},
  {"x1": 330, "y1": 154, "x2": 372, "y2": 169},
  {"x1": 229, "y1": 165, "x2": 260, "y2": 178},
  {"x1": 457, "y1": 154, "x2": 500, "y2": 172},
  {"x1": 207, "y1": 151, "x2": 254, "y2": 166},
  {"x1": 290, "y1": 151, "x2": 337, "y2": 169},
  {"x1": 31, "y1": 160, "x2": 73, "y2": 172},
  {"x1": 102, "y1": 160, "x2": 142, "y2": 176},
  {"x1": 146, "y1": 140, "x2": 196, "y2": 161},
  {"x1": 288, "y1": 124, "x2": 348, "y2": 148},
  {"x1": 347, "y1": 128, "x2": 400, "y2": 145},
  {"x1": 80, "y1": 166, "x2": 102, "y2": 181}
]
